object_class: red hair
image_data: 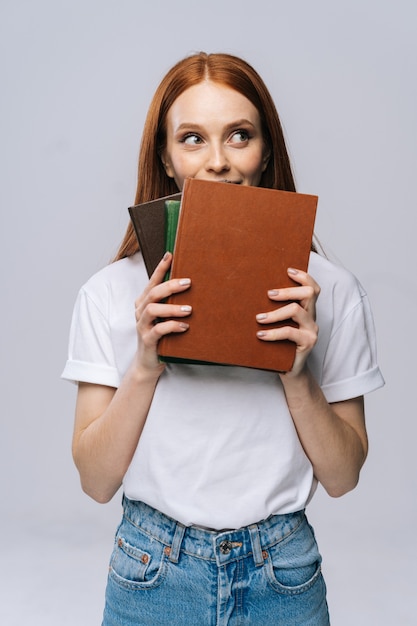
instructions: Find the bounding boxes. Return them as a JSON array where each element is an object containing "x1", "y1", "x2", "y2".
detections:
[{"x1": 115, "y1": 52, "x2": 296, "y2": 260}]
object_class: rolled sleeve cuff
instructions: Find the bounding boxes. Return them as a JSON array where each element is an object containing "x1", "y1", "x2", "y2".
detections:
[
  {"x1": 61, "y1": 360, "x2": 120, "y2": 388},
  {"x1": 321, "y1": 366, "x2": 385, "y2": 404}
]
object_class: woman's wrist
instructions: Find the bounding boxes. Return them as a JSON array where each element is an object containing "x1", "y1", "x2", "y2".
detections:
[
  {"x1": 129, "y1": 354, "x2": 166, "y2": 385},
  {"x1": 278, "y1": 364, "x2": 317, "y2": 402}
]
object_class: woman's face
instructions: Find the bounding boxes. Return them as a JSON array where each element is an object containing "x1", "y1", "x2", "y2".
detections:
[{"x1": 162, "y1": 81, "x2": 270, "y2": 189}]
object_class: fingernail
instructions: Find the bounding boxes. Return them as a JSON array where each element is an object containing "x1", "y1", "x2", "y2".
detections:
[
  {"x1": 268, "y1": 289, "x2": 279, "y2": 296},
  {"x1": 257, "y1": 331, "x2": 266, "y2": 337},
  {"x1": 179, "y1": 278, "x2": 191, "y2": 286},
  {"x1": 288, "y1": 268, "x2": 298, "y2": 275},
  {"x1": 180, "y1": 305, "x2": 192, "y2": 312},
  {"x1": 179, "y1": 323, "x2": 189, "y2": 330},
  {"x1": 256, "y1": 313, "x2": 267, "y2": 320},
  {"x1": 163, "y1": 251, "x2": 171, "y2": 261}
]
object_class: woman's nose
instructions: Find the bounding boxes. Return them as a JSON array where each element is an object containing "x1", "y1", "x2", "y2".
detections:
[{"x1": 205, "y1": 144, "x2": 230, "y2": 174}]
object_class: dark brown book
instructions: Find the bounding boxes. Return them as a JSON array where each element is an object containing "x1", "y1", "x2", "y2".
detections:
[
  {"x1": 128, "y1": 192, "x2": 182, "y2": 277},
  {"x1": 158, "y1": 179, "x2": 318, "y2": 372}
]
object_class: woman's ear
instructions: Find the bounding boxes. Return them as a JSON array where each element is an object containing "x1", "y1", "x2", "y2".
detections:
[{"x1": 160, "y1": 152, "x2": 175, "y2": 178}]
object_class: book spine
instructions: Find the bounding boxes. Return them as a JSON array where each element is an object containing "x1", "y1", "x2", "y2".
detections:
[{"x1": 164, "y1": 200, "x2": 181, "y2": 281}]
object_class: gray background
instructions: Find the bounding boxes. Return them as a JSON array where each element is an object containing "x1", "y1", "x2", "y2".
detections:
[{"x1": 1, "y1": 0, "x2": 416, "y2": 623}]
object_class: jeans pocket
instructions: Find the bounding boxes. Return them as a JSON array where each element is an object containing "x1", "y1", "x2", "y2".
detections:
[
  {"x1": 109, "y1": 523, "x2": 169, "y2": 590},
  {"x1": 264, "y1": 518, "x2": 323, "y2": 595}
]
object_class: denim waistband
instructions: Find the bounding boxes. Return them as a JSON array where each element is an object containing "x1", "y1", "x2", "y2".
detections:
[{"x1": 122, "y1": 497, "x2": 305, "y2": 568}]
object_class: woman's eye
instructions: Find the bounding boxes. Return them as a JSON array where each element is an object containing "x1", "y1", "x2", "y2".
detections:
[
  {"x1": 230, "y1": 130, "x2": 250, "y2": 144},
  {"x1": 182, "y1": 134, "x2": 203, "y2": 145}
]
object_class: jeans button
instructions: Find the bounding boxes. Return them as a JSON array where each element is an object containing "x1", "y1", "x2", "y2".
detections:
[{"x1": 219, "y1": 540, "x2": 232, "y2": 555}]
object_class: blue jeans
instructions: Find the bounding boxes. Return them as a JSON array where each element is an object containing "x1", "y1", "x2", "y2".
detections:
[{"x1": 102, "y1": 497, "x2": 330, "y2": 625}]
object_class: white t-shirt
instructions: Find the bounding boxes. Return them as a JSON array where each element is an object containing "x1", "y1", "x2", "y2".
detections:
[{"x1": 62, "y1": 251, "x2": 384, "y2": 529}]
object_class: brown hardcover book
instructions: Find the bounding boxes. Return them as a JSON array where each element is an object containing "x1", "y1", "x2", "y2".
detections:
[
  {"x1": 128, "y1": 192, "x2": 182, "y2": 277},
  {"x1": 158, "y1": 179, "x2": 318, "y2": 372}
]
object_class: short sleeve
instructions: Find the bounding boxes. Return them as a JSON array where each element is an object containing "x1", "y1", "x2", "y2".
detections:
[
  {"x1": 61, "y1": 286, "x2": 120, "y2": 387},
  {"x1": 320, "y1": 282, "x2": 385, "y2": 403}
]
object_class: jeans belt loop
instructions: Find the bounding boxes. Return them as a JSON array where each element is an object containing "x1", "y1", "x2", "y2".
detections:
[
  {"x1": 168, "y1": 521, "x2": 186, "y2": 563},
  {"x1": 248, "y1": 523, "x2": 265, "y2": 567}
]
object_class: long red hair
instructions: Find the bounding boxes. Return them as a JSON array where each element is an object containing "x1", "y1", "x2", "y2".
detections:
[{"x1": 114, "y1": 52, "x2": 296, "y2": 261}]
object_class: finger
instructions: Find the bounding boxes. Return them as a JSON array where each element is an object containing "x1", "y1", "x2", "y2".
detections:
[
  {"x1": 256, "y1": 302, "x2": 316, "y2": 327},
  {"x1": 134, "y1": 252, "x2": 174, "y2": 317},
  {"x1": 257, "y1": 323, "x2": 318, "y2": 352},
  {"x1": 256, "y1": 302, "x2": 318, "y2": 352},
  {"x1": 138, "y1": 308, "x2": 191, "y2": 353},
  {"x1": 137, "y1": 318, "x2": 190, "y2": 371},
  {"x1": 145, "y1": 252, "x2": 190, "y2": 293},
  {"x1": 135, "y1": 277, "x2": 191, "y2": 321},
  {"x1": 148, "y1": 251, "x2": 173, "y2": 287},
  {"x1": 287, "y1": 267, "x2": 320, "y2": 290},
  {"x1": 270, "y1": 267, "x2": 319, "y2": 293},
  {"x1": 149, "y1": 318, "x2": 190, "y2": 339},
  {"x1": 140, "y1": 317, "x2": 190, "y2": 354},
  {"x1": 140, "y1": 302, "x2": 192, "y2": 327},
  {"x1": 266, "y1": 269, "x2": 319, "y2": 305},
  {"x1": 267, "y1": 285, "x2": 316, "y2": 304}
]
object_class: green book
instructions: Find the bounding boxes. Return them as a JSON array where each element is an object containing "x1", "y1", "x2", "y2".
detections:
[
  {"x1": 161, "y1": 197, "x2": 206, "y2": 365},
  {"x1": 164, "y1": 199, "x2": 181, "y2": 281}
]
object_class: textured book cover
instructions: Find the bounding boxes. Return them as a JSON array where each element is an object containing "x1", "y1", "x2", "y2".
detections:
[{"x1": 158, "y1": 179, "x2": 318, "y2": 372}]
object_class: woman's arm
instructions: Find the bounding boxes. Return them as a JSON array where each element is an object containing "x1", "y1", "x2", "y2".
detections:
[
  {"x1": 279, "y1": 377, "x2": 367, "y2": 497},
  {"x1": 256, "y1": 268, "x2": 368, "y2": 497},
  {"x1": 72, "y1": 253, "x2": 192, "y2": 503}
]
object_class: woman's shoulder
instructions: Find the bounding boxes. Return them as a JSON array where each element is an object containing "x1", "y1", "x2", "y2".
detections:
[
  {"x1": 81, "y1": 253, "x2": 148, "y2": 301},
  {"x1": 309, "y1": 251, "x2": 372, "y2": 338},
  {"x1": 309, "y1": 251, "x2": 364, "y2": 296}
]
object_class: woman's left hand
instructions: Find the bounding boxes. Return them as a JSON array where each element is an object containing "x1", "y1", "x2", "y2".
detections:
[{"x1": 256, "y1": 268, "x2": 320, "y2": 377}]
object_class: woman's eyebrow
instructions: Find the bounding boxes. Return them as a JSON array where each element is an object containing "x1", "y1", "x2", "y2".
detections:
[
  {"x1": 174, "y1": 123, "x2": 205, "y2": 132},
  {"x1": 174, "y1": 119, "x2": 257, "y2": 132}
]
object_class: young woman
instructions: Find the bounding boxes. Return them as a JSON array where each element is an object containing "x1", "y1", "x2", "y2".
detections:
[{"x1": 62, "y1": 52, "x2": 384, "y2": 625}]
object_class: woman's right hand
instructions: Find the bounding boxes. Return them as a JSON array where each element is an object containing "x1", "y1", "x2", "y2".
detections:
[{"x1": 134, "y1": 252, "x2": 192, "y2": 372}]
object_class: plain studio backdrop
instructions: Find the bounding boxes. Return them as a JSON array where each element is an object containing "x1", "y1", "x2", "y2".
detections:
[{"x1": 1, "y1": 1, "x2": 416, "y2": 624}]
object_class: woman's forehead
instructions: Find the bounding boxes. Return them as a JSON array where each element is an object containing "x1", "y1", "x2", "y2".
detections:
[{"x1": 167, "y1": 81, "x2": 261, "y2": 128}]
